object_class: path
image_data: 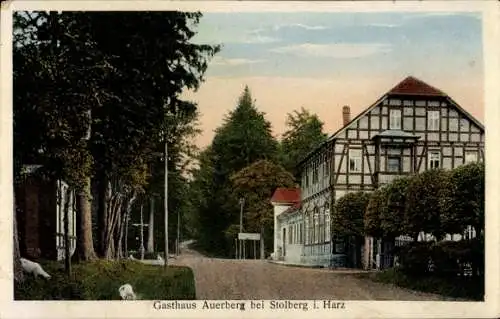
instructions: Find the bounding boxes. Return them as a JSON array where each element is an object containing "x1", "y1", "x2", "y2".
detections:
[{"x1": 171, "y1": 241, "x2": 455, "y2": 301}]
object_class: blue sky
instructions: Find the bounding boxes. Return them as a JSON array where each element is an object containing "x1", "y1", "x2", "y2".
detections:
[
  {"x1": 185, "y1": 11, "x2": 484, "y2": 148},
  {"x1": 193, "y1": 12, "x2": 482, "y2": 78}
]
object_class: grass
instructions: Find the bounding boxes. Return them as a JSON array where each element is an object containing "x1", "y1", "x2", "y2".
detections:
[
  {"x1": 15, "y1": 259, "x2": 196, "y2": 300},
  {"x1": 356, "y1": 268, "x2": 484, "y2": 301}
]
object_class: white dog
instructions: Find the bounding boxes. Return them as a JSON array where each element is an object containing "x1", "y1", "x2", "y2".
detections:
[
  {"x1": 119, "y1": 283, "x2": 137, "y2": 300},
  {"x1": 128, "y1": 254, "x2": 136, "y2": 260},
  {"x1": 157, "y1": 255, "x2": 163, "y2": 261},
  {"x1": 20, "y1": 258, "x2": 51, "y2": 279}
]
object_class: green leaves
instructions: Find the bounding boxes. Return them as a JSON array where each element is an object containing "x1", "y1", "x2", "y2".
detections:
[
  {"x1": 230, "y1": 160, "x2": 295, "y2": 232},
  {"x1": 333, "y1": 191, "x2": 371, "y2": 237},
  {"x1": 279, "y1": 107, "x2": 328, "y2": 180},
  {"x1": 381, "y1": 177, "x2": 410, "y2": 238},
  {"x1": 364, "y1": 163, "x2": 484, "y2": 242},
  {"x1": 440, "y1": 163, "x2": 484, "y2": 237},
  {"x1": 364, "y1": 187, "x2": 388, "y2": 238},
  {"x1": 404, "y1": 169, "x2": 449, "y2": 240}
]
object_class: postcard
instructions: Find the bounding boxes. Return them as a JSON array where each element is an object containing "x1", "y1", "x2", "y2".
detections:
[{"x1": 1, "y1": 1, "x2": 499, "y2": 318}]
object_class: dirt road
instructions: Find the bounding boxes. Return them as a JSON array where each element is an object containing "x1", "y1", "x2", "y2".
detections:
[{"x1": 171, "y1": 242, "x2": 453, "y2": 301}]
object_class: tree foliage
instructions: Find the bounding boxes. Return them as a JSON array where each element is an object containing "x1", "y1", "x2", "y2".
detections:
[
  {"x1": 333, "y1": 191, "x2": 371, "y2": 237},
  {"x1": 13, "y1": 11, "x2": 219, "y2": 260},
  {"x1": 190, "y1": 87, "x2": 281, "y2": 257},
  {"x1": 230, "y1": 160, "x2": 295, "y2": 239},
  {"x1": 279, "y1": 107, "x2": 328, "y2": 180},
  {"x1": 440, "y1": 162, "x2": 485, "y2": 237},
  {"x1": 404, "y1": 169, "x2": 449, "y2": 241},
  {"x1": 364, "y1": 187, "x2": 388, "y2": 238},
  {"x1": 381, "y1": 177, "x2": 410, "y2": 238}
]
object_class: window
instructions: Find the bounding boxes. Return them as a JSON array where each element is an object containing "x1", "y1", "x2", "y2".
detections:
[
  {"x1": 349, "y1": 149, "x2": 362, "y2": 172},
  {"x1": 312, "y1": 165, "x2": 319, "y2": 184},
  {"x1": 387, "y1": 156, "x2": 401, "y2": 172},
  {"x1": 313, "y1": 207, "x2": 319, "y2": 244},
  {"x1": 464, "y1": 151, "x2": 478, "y2": 164},
  {"x1": 308, "y1": 211, "x2": 314, "y2": 244},
  {"x1": 427, "y1": 110, "x2": 440, "y2": 131},
  {"x1": 389, "y1": 109, "x2": 402, "y2": 130},
  {"x1": 428, "y1": 151, "x2": 441, "y2": 169},
  {"x1": 325, "y1": 208, "x2": 331, "y2": 243},
  {"x1": 324, "y1": 160, "x2": 330, "y2": 177}
]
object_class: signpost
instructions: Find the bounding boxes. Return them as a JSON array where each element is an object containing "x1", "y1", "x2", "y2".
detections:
[{"x1": 238, "y1": 233, "x2": 261, "y2": 260}]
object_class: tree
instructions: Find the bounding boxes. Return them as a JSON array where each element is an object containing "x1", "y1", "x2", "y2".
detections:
[
  {"x1": 404, "y1": 169, "x2": 449, "y2": 241},
  {"x1": 380, "y1": 177, "x2": 410, "y2": 239},
  {"x1": 13, "y1": 11, "x2": 219, "y2": 261},
  {"x1": 333, "y1": 191, "x2": 370, "y2": 268},
  {"x1": 440, "y1": 162, "x2": 485, "y2": 237},
  {"x1": 14, "y1": 11, "x2": 98, "y2": 272},
  {"x1": 333, "y1": 192, "x2": 371, "y2": 237},
  {"x1": 230, "y1": 160, "x2": 296, "y2": 254},
  {"x1": 279, "y1": 107, "x2": 328, "y2": 180},
  {"x1": 364, "y1": 187, "x2": 388, "y2": 238},
  {"x1": 83, "y1": 12, "x2": 218, "y2": 258},
  {"x1": 192, "y1": 86, "x2": 280, "y2": 257}
]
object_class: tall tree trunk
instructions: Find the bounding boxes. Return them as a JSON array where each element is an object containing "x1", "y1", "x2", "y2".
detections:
[
  {"x1": 64, "y1": 187, "x2": 72, "y2": 276},
  {"x1": 97, "y1": 173, "x2": 108, "y2": 258},
  {"x1": 13, "y1": 197, "x2": 24, "y2": 283},
  {"x1": 124, "y1": 209, "x2": 129, "y2": 257},
  {"x1": 120, "y1": 193, "x2": 136, "y2": 258},
  {"x1": 147, "y1": 197, "x2": 155, "y2": 253},
  {"x1": 74, "y1": 178, "x2": 96, "y2": 262}
]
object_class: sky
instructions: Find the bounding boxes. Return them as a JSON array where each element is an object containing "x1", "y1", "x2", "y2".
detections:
[{"x1": 182, "y1": 11, "x2": 484, "y2": 149}]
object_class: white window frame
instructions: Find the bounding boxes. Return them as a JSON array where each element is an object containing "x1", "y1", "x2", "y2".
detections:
[
  {"x1": 427, "y1": 110, "x2": 440, "y2": 131},
  {"x1": 349, "y1": 149, "x2": 362, "y2": 172},
  {"x1": 325, "y1": 209, "x2": 331, "y2": 243},
  {"x1": 313, "y1": 210, "x2": 319, "y2": 244},
  {"x1": 389, "y1": 109, "x2": 402, "y2": 130},
  {"x1": 428, "y1": 151, "x2": 441, "y2": 169},
  {"x1": 464, "y1": 151, "x2": 478, "y2": 164}
]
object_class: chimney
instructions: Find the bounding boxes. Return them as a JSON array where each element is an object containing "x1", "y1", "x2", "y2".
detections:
[{"x1": 342, "y1": 105, "x2": 351, "y2": 126}]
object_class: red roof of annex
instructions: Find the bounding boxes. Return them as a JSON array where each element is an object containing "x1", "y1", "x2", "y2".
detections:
[{"x1": 270, "y1": 188, "x2": 301, "y2": 204}]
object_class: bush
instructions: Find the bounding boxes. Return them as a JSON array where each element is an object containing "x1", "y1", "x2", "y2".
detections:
[
  {"x1": 15, "y1": 259, "x2": 196, "y2": 300},
  {"x1": 393, "y1": 241, "x2": 431, "y2": 276},
  {"x1": 369, "y1": 268, "x2": 484, "y2": 301}
]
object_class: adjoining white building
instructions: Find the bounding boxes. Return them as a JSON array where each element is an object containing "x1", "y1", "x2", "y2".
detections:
[
  {"x1": 270, "y1": 188, "x2": 304, "y2": 265},
  {"x1": 271, "y1": 76, "x2": 484, "y2": 269}
]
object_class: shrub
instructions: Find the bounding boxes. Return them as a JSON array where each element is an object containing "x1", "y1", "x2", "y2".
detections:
[
  {"x1": 393, "y1": 241, "x2": 432, "y2": 276},
  {"x1": 369, "y1": 267, "x2": 484, "y2": 301}
]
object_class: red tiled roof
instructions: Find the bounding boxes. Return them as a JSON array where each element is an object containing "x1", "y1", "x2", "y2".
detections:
[
  {"x1": 270, "y1": 188, "x2": 301, "y2": 204},
  {"x1": 388, "y1": 76, "x2": 446, "y2": 96}
]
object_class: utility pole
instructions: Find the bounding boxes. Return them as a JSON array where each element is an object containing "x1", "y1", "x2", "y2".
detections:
[
  {"x1": 164, "y1": 134, "x2": 169, "y2": 268},
  {"x1": 239, "y1": 198, "x2": 244, "y2": 259},
  {"x1": 140, "y1": 204, "x2": 144, "y2": 260}
]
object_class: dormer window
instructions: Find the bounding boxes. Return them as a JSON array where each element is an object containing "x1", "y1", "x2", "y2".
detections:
[{"x1": 389, "y1": 109, "x2": 402, "y2": 130}]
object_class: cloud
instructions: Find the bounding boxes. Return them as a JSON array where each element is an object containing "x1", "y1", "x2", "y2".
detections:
[
  {"x1": 269, "y1": 43, "x2": 392, "y2": 59},
  {"x1": 275, "y1": 23, "x2": 328, "y2": 31},
  {"x1": 211, "y1": 57, "x2": 266, "y2": 66},
  {"x1": 367, "y1": 23, "x2": 399, "y2": 28}
]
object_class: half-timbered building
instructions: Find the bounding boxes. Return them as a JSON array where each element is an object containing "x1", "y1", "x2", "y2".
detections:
[{"x1": 272, "y1": 76, "x2": 484, "y2": 268}]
